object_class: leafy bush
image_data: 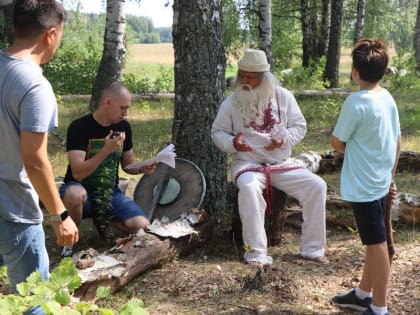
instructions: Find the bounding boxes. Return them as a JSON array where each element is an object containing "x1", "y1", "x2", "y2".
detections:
[
  {"x1": 0, "y1": 259, "x2": 149, "y2": 314},
  {"x1": 153, "y1": 66, "x2": 174, "y2": 93},
  {"x1": 123, "y1": 73, "x2": 153, "y2": 94},
  {"x1": 387, "y1": 51, "x2": 420, "y2": 90},
  {"x1": 42, "y1": 10, "x2": 103, "y2": 95},
  {"x1": 43, "y1": 46, "x2": 101, "y2": 95},
  {"x1": 278, "y1": 57, "x2": 329, "y2": 91},
  {"x1": 123, "y1": 67, "x2": 174, "y2": 94}
]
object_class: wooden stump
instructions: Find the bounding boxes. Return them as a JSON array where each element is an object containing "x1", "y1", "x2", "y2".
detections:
[{"x1": 231, "y1": 187, "x2": 287, "y2": 247}]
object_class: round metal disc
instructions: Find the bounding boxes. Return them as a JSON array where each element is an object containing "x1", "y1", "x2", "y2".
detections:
[
  {"x1": 134, "y1": 158, "x2": 206, "y2": 222},
  {"x1": 152, "y1": 177, "x2": 181, "y2": 205}
]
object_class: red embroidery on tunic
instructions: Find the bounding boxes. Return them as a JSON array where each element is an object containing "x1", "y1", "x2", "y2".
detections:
[{"x1": 245, "y1": 99, "x2": 280, "y2": 133}]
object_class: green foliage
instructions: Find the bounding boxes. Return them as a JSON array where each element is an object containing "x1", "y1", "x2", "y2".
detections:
[
  {"x1": 43, "y1": 10, "x2": 103, "y2": 94},
  {"x1": 300, "y1": 95, "x2": 341, "y2": 125},
  {"x1": 0, "y1": 265, "x2": 9, "y2": 285},
  {"x1": 119, "y1": 299, "x2": 149, "y2": 315},
  {"x1": 123, "y1": 73, "x2": 153, "y2": 94},
  {"x1": 0, "y1": 259, "x2": 149, "y2": 314},
  {"x1": 271, "y1": 1, "x2": 302, "y2": 69},
  {"x1": 386, "y1": 54, "x2": 420, "y2": 135},
  {"x1": 156, "y1": 27, "x2": 173, "y2": 43},
  {"x1": 278, "y1": 57, "x2": 329, "y2": 91},
  {"x1": 387, "y1": 51, "x2": 420, "y2": 90},
  {"x1": 126, "y1": 15, "x2": 163, "y2": 44},
  {"x1": 122, "y1": 67, "x2": 174, "y2": 94},
  {"x1": 153, "y1": 66, "x2": 175, "y2": 93}
]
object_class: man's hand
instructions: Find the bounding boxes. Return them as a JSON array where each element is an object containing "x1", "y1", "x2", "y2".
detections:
[
  {"x1": 264, "y1": 138, "x2": 283, "y2": 151},
  {"x1": 52, "y1": 217, "x2": 79, "y2": 247},
  {"x1": 233, "y1": 132, "x2": 253, "y2": 152},
  {"x1": 105, "y1": 130, "x2": 126, "y2": 153}
]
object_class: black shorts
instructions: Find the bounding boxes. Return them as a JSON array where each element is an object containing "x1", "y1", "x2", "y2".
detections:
[{"x1": 351, "y1": 195, "x2": 388, "y2": 245}]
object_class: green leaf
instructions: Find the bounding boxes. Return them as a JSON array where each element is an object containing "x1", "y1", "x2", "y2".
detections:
[
  {"x1": 119, "y1": 298, "x2": 149, "y2": 315},
  {"x1": 76, "y1": 301, "x2": 100, "y2": 313},
  {"x1": 49, "y1": 258, "x2": 80, "y2": 290},
  {"x1": 0, "y1": 298, "x2": 12, "y2": 314},
  {"x1": 95, "y1": 286, "x2": 111, "y2": 299},
  {"x1": 55, "y1": 289, "x2": 72, "y2": 306},
  {"x1": 31, "y1": 284, "x2": 53, "y2": 297},
  {"x1": 61, "y1": 308, "x2": 81, "y2": 315},
  {"x1": 346, "y1": 226, "x2": 357, "y2": 233},
  {"x1": 0, "y1": 266, "x2": 10, "y2": 285},
  {"x1": 98, "y1": 308, "x2": 115, "y2": 315},
  {"x1": 67, "y1": 275, "x2": 82, "y2": 291},
  {"x1": 43, "y1": 300, "x2": 63, "y2": 315},
  {"x1": 16, "y1": 282, "x2": 32, "y2": 296},
  {"x1": 75, "y1": 301, "x2": 92, "y2": 312}
]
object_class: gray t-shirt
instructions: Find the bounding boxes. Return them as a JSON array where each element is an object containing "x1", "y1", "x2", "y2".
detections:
[{"x1": 0, "y1": 50, "x2": 58, "y2": 223}]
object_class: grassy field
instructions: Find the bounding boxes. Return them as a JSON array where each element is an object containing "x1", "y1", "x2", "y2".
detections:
[{"x1": 125, "y1": 43, "x2": 174, "y2": 77}]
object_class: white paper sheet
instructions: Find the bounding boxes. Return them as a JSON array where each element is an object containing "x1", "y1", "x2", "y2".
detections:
[{"x1": 125, "y1": 143, "x2": 176, "y2": 170}]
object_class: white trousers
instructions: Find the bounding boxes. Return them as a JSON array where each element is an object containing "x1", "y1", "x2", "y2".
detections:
[{"x1": 236, "y1": 168, "x2": 327, "y2": 264}]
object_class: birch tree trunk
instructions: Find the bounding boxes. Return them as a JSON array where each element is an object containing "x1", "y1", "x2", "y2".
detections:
[
  {"x1": 258, "y1": 0, "x2": 273, "y2": 71},
  {"x1": 173, "y1": 0, "x2": 227, "y2": 214},
  {"x1": 354, "y1": 0, "x2": 366, "y2": 44},
  {"x1": 89, "y1": 0, "x2": 127, "y2": 111},
  {"x1": 413, "y1": 0, "x2": 420, "y2": 73},
  {"x1": 324, "y1": 0, "x2": 344, "y2": 88}
]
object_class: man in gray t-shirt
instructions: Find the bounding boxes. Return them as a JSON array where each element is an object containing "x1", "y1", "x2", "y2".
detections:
[{"x1": 0, "y1": 2, "x2": 78, "y2": 313}]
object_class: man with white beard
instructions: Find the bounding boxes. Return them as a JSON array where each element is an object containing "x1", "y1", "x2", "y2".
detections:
[{"x1": 211, "y1": 49, "x2": 329, "y2": 266}]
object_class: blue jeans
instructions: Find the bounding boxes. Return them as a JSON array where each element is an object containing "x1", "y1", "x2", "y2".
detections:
[
  {"x1": 0, "y1": 218, "x2": 49, "y2": 315},
  {"x1": 60, "y1": 182, "x2": 146, "y2": 221}
]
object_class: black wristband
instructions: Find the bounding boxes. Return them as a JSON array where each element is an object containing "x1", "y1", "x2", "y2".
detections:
[{"x1": 60, "y1": 209, "x2": 69, "y2": 221}]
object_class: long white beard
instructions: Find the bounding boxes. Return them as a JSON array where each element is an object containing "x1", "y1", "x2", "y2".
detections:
[{"x1": 232, "y1": 81, "x2": 276, "y2": 124}]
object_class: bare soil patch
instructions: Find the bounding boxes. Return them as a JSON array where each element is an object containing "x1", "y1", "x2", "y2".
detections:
[
  {"x1": 99, "y1": 223, "x2": 419, "y2": 315},
  {"x1": 1, "y1": 212, "x2": 418, "y2": 314}
]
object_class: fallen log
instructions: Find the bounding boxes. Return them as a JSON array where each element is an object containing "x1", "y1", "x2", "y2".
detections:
[
  {"x1": 396, "y1": 151, "x2": 420, "y2": 172},
  {"x1": 317, "y1": 150, "x2": 420, "y2": 173},
  {"x1": 73, "y1": 209, "x2": 214, "y2": 301},
  {"x1": 281, "y1": 192, "x2": 420, "y2": 229}
]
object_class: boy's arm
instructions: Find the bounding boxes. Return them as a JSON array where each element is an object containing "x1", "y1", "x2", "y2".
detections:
[
  {"x1": 391, "y1": 135, "x2": 402, "y2": 178},
  {"x1": 330, "y1": 135, "x2": 346, "y2": 154}
]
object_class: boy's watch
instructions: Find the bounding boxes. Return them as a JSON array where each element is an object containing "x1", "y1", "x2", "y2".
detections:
[{"x1": 45, "y1": 210, "x2": 69, "y2": 223}]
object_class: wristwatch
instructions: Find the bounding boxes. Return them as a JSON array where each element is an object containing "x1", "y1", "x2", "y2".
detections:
[{"x1": 45, "y1": 210, "x2": 69, "y2": 223}]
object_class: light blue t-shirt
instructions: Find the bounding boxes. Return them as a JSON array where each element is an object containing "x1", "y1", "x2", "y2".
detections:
[
  {"x1": 0, "y1": 50, "x2": 58, "y2": 223},
  {"x1": 332, "y1": 89, "x2": 400, "y2": 202}
]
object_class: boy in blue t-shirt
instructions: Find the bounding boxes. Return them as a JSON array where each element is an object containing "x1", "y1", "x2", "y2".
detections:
[{"x1": 331, "y1": 39, "x2": 401, "y2": 315}]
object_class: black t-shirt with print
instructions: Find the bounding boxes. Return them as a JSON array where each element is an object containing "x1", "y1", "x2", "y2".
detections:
[{"x1": 63, "y1": 114, "x2": 133, "y2": 190}]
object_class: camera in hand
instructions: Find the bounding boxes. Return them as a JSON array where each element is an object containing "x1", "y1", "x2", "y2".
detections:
[{"x1": 111, "y1": 130, "x2": 121, "y2": 139}]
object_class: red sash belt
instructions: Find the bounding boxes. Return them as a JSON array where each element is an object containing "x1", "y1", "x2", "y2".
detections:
[{"x1": 235, "y1": 164, "x2": 304, "y2": 215}]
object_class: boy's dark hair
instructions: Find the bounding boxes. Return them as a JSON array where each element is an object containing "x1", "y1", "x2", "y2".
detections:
[
  {"x1": 352, "y1": 39, "x2": 389, "y2": 83},
  {"x1": 13, "y1": 0, "x2": 67, "y2": 39}
]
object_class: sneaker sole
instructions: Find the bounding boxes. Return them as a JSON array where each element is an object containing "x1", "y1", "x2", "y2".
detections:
[{"x1": 334, "y1": 303, "x2": 369, "y2": 311}]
